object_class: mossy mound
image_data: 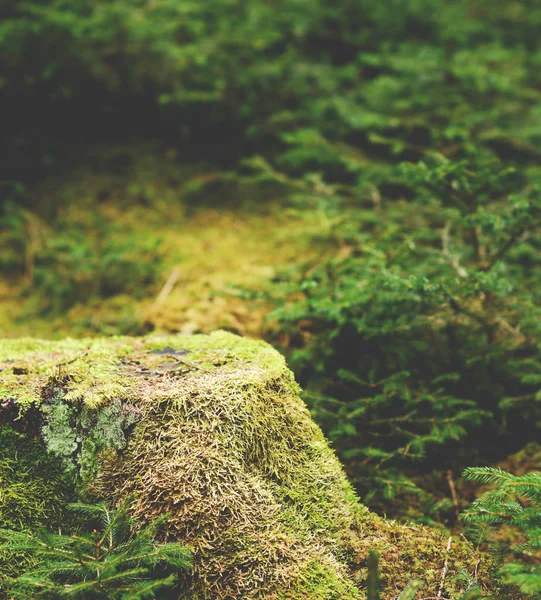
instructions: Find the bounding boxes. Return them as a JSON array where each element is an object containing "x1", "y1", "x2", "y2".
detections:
[{"x1": 0, "y1": 332, "x2": 506, "y2": 598}]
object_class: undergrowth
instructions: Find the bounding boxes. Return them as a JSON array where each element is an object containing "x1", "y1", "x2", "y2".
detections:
[
  {"x1": 0, "y1": 1, "x2": 540, "y2": 595},
  {"x1": 462, "y1": 467, "x2": 541, "y2": 596},
  {"x1": 0, "y1": 498, "x2": 192, "y2": 600}
]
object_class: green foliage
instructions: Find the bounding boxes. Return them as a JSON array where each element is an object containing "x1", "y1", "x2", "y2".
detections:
[
  {"x1": 1, "y1": 199, "x2": 163, "y2": 314},
  {"x1": 462, "y1": 467, "x2": 541, "y2": 596},
  {"x1": 0, "y1": 498, "x2": 192, "y2": 600},
  {"x1": 3, "y1": 0, "x2": 541, "y2": 173},
  {"x1": 2, "y1": 0, "x2": 541, "y2": 534},
  {"x1": 31, "y1": 218, "x2": 163, "y2": 314},
  {"x1": 260, "y1": 147, "x2": 541, "y2": 517}
]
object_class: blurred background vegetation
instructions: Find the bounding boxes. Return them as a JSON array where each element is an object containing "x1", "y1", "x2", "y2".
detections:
[{"x1": 1, "y1": 0, "x2": 540, "y2": 592}]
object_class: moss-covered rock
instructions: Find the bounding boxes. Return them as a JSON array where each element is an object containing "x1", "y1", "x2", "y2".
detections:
[{"x1": 0, "y1": 331, "x2": 510, "y2": 598}]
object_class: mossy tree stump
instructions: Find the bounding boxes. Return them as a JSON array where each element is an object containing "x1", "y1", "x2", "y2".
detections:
[{"x1": 0, "y1": 332, "x2": 504, "y2": 598}]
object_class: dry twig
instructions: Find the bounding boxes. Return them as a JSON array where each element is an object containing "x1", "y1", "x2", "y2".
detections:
[
  {"x1": 154, "y1": 267, "x2": 182, "y2": 306},
  {"x1": 437, "y1": 536, "x2": 452, "y2": 599},
  {"x1": 446, "y1": 470, "x2": 460, "y2": 519}
]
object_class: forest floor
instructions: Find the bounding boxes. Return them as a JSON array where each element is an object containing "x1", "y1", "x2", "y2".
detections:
[
  {"x1": 0, "y1": 144, "x2": 332, "y2": 341},
  {"x1": 2, "y1": 144, "x2": 540, "y2": 569}
]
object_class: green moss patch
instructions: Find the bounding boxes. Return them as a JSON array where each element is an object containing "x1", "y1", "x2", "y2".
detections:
[
  {"x1": 0, "y1": 426, "x2": 76, "y2": 593},
  {"x1": 0, "y1": 427, "x2": 72, "y2": 530},
  {"x1": 0, "y1": 332, "x2": 509, "y2": 598}
]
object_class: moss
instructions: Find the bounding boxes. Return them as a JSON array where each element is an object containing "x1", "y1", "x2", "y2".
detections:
[
  {"x1": 0, "y1": 332, "x2": 517, "y2": 599},
  {"x1": 0, "y1": 331, "x2": 287, "y2": 409},
  {"x1": 0, "y1": 426, "x2": 72, "y2": 530},
  {"x1": 0, "y1": 426, "x2": 76, "y2": 594},
  {"x1": 0, "y1": 144, "x2": 332, "y2": 340},
  {"x1": 282, "y1": 560, "x2": 361, "y2": 599},
  {"x1": 0, "y1": 336, "x2": 134, "y2": 408},
  {"x1": 351, "y1": 513, "x2": 504, "y2": 598}
]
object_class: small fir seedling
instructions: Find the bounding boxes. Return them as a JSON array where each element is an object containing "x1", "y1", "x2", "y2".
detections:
[
  {"x1": 0, "y1": 498, "x2": 192, "y2": 600},
  {"x1": 462, "y1": 467, "x2": 541, "y2": 596}
]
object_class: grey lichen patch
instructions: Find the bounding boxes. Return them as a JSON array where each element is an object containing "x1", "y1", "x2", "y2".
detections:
[
  {"x1": 40, "y1": 389, "x2": 140, "y2": 482},
  {"x1": 0, "y1": 331, "x2": 510, "y2": 599}
]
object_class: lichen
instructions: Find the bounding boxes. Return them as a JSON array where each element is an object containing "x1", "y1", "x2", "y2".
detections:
[
  {"x1": 0, "y1": 331, "x2": 516, "y2": 599},
  {"x1": 40, "y1": 389, "x2": 140, "y2": 482}
]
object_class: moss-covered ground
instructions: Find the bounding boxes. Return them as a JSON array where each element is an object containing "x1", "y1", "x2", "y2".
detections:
[
  {"x1": 0, "y1": 144, "x2": 330, "y2": 340},
  {"x1": 0, "y1": 331, "x2": 512, "y2": 599}
]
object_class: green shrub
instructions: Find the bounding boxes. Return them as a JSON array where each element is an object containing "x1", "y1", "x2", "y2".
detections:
[
  {"x1": 2, "y1": 0, "x2": 541, "y2": 528},
  {"x1": 260, "y1": 148, "x2": 541, "y2": 519},
  {"x1": 13, "y1": 212, "x2": 164, "y2": 314},
  {"x1": 33, "y1": 231, "x2": 162, "y2": 312},
  {"x1": 3, "y1": 0, "x2": 541, "y2": 175}
]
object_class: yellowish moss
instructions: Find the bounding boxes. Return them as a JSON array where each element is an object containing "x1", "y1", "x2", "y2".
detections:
[
  {"x1": 282, "y1": 560, "x2": 361, "y2": 599},
  {"x1": 0, "y1": 337, "x2": 134, "y2": 408},
  {"x1": 0, "y1": 331, "x2": 289, "y2": 408},
  {"x1": 0, "y1": 144, "x2": 332, "y2": 340},
  {"x1": 0, "y1": 332, "x2": 513, "y2": 599},
  {"x1": 352, "y1": 513, "x2": 504, "y2": 598}
]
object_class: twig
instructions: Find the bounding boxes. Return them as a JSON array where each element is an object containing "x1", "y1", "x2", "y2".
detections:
[
  {"x1": 471, "y1": 225, "x2": 484, "y2": 267},
  {"x1": 163, "y1": 353, "x2": 207, "y2": 372},
  {"x1": 171, "y1": 357, "x2": 203, "y2": 371},
  {"x1": 56, "y1": 351, "x2": 90, "y2": 368},
  {"x1": 495, "y1": 317, "x2": 526, "y2": 343},
  {"x1": 392, "y1": 596, "x2": 451, "y2": 600},
  {"x1": 370, "y1": 184, "x2": 382, "y2": 211},
  {"x1": 154, "y1": 267, "x2": 182, "y2": 306},
  {"x1": 445, "y1": 470, "x2": 460, "y2": 519},
  {"x1": 437, "y1": 537, "x2": 452, "y2": 599},
  {"x1": 482, "y1": 228, "x2": 530, "y2": 272},
  {"x1": 441, "y1": 222, "x2": 468, "y2": 277},
  {"x1": 447, "y1": 295, "x2": 495, "y2": 342}
]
